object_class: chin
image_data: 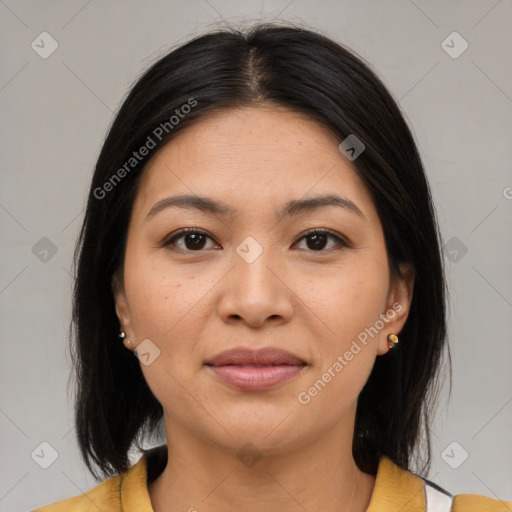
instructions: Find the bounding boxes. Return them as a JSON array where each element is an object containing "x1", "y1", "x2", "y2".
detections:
[
  {"x1": 218, "y1": 428, "x2": 304, "y2": 459},
  {"x1": 218, "y1": 413, "x2": 305, "y2": 447}
]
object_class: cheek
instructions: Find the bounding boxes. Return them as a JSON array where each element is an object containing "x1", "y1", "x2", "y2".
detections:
[
  {"x1": 305, "y1": 261, "x2": 389, "y2": 341},
  {"x1": 299, "y1": 273, "x2": 383, "y2": 409},
  {"x1": 298, "y1": 257, "x2": 389, "y2": 403},
  {"x1": 124, "y1": 252, "x2": 208, "y2": 340}
]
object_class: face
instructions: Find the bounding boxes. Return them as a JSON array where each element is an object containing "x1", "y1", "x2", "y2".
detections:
[{"x1": 113, "y1": 105, "x2": 413, "y2": 456}]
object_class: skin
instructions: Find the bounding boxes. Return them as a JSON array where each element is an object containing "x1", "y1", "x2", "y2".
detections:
[{"x1": 112, "y1": 105, "x2": 414, "y2": 512}]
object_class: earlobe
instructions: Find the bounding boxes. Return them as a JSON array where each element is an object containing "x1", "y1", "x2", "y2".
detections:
[{"x1": 377, "y1": 263, "x2": 415, "y2": 356}]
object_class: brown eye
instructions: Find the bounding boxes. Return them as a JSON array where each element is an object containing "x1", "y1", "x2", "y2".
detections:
[
  {"x1": 294, "y1": 230, "x2": 347, "y2": 251},
  {"x1": 163, "y1": 228, "x2": 347, "y2": 253},
  {"x1": 164, "y1": 229, "x2": 219, "y2": 251}
]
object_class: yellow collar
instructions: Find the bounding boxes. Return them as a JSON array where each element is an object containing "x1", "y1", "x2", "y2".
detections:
[
  {"x1": 120, "y1": 447, "x2": 427, "y2": 512},
  {"x1": 367, "y1": 455, "x2": 426, "y2": 511}
]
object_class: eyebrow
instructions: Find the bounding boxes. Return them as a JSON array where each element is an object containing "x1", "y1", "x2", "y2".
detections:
[{"x1": 145, "y1": 193, "x2": 364, "y2": 222}]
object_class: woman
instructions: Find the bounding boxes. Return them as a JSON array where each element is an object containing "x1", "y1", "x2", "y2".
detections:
[{"x1": 33, "y1": 22, "x2": 511, "y2": 512}]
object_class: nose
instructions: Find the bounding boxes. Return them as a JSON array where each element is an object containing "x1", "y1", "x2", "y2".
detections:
[{"x1": 216, "y1": 243, "x2": 294, "y2": 328}]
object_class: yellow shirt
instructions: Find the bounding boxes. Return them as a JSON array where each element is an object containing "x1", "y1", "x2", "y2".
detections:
[{"x1": 32, "y1": 445, "x2": 511, "y2": 512}]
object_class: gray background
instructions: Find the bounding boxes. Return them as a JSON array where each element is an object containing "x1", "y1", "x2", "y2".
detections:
[{"x1": 1, "y1": 1, "x2": 511, "y2": 510}]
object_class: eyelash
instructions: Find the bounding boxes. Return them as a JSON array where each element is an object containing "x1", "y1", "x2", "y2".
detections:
[{"x1": 162, "y1": 227, "x2": 349, "y2": 253}]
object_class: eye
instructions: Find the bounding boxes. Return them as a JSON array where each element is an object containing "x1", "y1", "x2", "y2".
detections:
[
  {"x1": 163, "y1": 228, "x2": 348, "y2": 253},
  {"x1": 293, "y1": 229, "x2": 347, "y2": 252},
  {"x1": 163, "y1": 228, "x2": 220, "y2": 251}
]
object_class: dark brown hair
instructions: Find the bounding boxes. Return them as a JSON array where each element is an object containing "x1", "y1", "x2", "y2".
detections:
[{"x1": 69, "y1": 21, "x2": 449, "y2": 481}]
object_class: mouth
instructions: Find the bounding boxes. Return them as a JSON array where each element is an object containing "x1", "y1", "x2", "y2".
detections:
[{"x1": 204, "y1": 347, "x2": 307, "y2": 391}]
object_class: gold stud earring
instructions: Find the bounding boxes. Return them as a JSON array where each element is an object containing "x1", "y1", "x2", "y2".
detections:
[
  {"x1": 387, "y1": 333, "x2": 399, "y2": 349},
  {"x1": 119, "y1": 331, "x2": 132, "y2": 348}
]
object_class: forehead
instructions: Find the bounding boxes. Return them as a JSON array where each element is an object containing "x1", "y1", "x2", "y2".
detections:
[{"x1": 132, "y1": 106, "x2": 376, "y2": 220}]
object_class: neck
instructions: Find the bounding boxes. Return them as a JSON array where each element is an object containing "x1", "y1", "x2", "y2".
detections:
[{"x1": 148, "y1": 416, "x2": 376, "y2": 512}]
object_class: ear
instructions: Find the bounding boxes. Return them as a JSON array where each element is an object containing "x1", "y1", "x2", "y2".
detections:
[
  {"x1": 111, "y1": 268, "x2": 133, "y2": 340},
  {"x1": 376, "y1": 263, "x2": 415, "y2": 356}
]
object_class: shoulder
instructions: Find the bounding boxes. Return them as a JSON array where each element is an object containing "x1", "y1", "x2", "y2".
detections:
[
  {"x1": 452, "y1": 494, "x2": 512, "y2": 511},
  {"x1": 422, "y1": 473, "x2": 511, "y2": 511},
  {"x1": 31, "y1": 473, "x2": 123, "y2": 512},
  {"x1": 369, "y1": 456, "x2": 512, "y2": 512},
  {"x1": 31, "y1": 445, "x2": 165, "y2": 512},
  {"x1": 422, "y1": 471, "x2": 512, "y2": 512}
]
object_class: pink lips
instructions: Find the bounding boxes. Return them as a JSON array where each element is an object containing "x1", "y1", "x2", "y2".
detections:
[{"x1": 204, "y1": 347, "x2": 307, "y2": 391}]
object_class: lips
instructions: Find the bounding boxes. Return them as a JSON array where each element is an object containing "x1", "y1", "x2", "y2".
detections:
[
  {"x1": 204, "y1": 347, "x2": 306, "y2": 367},
  {"x1": 204, "y1": 347, "x2": 307, "y2": 391}
]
